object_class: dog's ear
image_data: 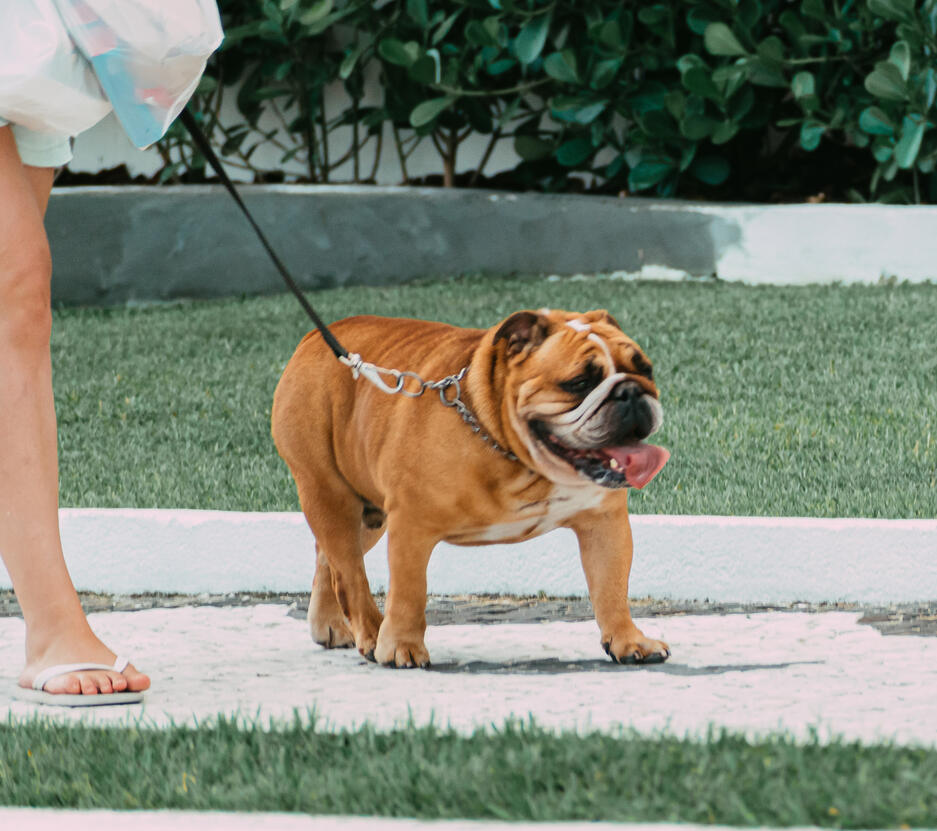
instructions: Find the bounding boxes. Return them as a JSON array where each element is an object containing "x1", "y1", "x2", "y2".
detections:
[
  {"x1": 494, "y1": 310, "x2": 549, "y2": 357},
  {"x1": 585, "y1": 309, "x2": 623, "y2": 331}
]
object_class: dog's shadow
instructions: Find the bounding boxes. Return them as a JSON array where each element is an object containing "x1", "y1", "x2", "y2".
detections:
[{"x1": 424, "y1": 658, "x2": 823, "y2": 676}]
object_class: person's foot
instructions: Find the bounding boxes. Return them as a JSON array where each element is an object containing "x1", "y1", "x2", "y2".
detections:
[{"x1": 19, "y1": 626, "x2": 150, "y2": 696}]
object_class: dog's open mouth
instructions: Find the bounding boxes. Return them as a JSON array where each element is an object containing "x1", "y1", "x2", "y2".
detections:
[{"x1": 531, "y1": 420, "x2": 670, "y2": 489}]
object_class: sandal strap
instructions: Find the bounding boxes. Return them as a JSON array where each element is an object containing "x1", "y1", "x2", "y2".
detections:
[{"x1": 32, "y1": 656, "x2": 132, "y2": 691}]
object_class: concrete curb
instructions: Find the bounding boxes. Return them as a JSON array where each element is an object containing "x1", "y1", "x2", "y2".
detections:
[
  {"x1": 0, "y1": 813, "x2": 845, "y2": 831},
  {"x1": 1, "y1": 509, "x2": 934, "y2": 603},
  {"x1": 47, "y1": 186, "x2": 937, "y2": 305}
]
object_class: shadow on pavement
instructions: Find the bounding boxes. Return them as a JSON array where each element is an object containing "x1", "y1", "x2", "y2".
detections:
[{"x1": 425, "y1": 659, "x2": 824, "y2": 676}]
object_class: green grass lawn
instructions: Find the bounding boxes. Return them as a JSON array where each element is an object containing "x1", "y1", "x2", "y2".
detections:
[
  {"x1": 52, "y1": 276, "x2": 936, "y2": 518},
  {"x1": 3, "y1": 720, "x2": 936, "y2": 825}
]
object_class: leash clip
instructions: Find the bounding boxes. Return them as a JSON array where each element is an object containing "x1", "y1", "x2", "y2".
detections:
[{"x1": 340, "y1": 353, "x2": 409, "y2": 395}]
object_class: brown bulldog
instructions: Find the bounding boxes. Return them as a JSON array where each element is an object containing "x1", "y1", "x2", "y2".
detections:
[{"x1": 271, "y1": 308, "x2": 670, "y2": 668}]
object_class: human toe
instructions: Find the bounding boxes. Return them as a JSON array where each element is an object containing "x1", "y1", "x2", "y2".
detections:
[{"x1": 121, "y1": 664, "x2": 151, "y2": 692}]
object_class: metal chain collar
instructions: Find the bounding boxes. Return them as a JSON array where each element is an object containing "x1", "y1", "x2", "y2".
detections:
[{"x1": 339, "y1": 353, "x2": 519, "y2": 462}]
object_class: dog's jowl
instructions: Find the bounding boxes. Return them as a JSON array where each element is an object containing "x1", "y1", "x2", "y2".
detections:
[{"x1": 271, "y1": 309, "x2": 670, "y2": 668}]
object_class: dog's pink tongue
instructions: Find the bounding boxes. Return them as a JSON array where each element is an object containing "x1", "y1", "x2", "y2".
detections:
[{"x1": 608, "y1": 443, "x2": 670, "y2": 489}]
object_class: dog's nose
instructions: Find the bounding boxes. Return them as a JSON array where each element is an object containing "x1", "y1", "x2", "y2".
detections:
[
  {"x1": 608, "y1": 381, "x2": 654, "y2": 441},
  {"x1": 611, "y1": 380, "x2": 643, "y2": 404}
]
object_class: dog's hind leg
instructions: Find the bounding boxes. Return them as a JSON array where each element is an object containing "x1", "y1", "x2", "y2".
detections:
[
  {"x1": 308, "y1": 545, "x2": 355, "y2": 649},
  {"x1": 298, "y1": 476, "x2": 384, "y2": 658},
  {"x1": 307, "y1": 514, "x2": 385, "y2": 651}
]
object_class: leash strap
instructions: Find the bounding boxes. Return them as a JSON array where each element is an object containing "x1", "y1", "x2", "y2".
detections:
[{"x1": 178, "y1": 108, "x2": 348, "y2": 360}]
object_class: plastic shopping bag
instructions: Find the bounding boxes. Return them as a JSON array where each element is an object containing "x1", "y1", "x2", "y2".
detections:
[
  {"x1": 54, "y1": 0, "x2": 224, "y2": 147},
  {"x1": 0, "y1": 0, "x2": 112, "y2": 136}
]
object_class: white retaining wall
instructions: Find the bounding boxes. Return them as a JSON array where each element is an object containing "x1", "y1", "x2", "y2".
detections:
[{"x1": 1, "y1": 509, "x2": 934, "y2": 603}]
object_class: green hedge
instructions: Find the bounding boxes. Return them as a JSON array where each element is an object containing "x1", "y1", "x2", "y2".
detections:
[{"x1": 159, "y1": 0, "x2": 937, "y2": 202}]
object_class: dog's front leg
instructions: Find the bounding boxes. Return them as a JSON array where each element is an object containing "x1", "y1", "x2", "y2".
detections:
[
  {"x1": 571, "y1": 507, "x2": 670, "y2": 665},
  {"x1": 373, "y1": 518, "x2": 436, "y2": 668}
]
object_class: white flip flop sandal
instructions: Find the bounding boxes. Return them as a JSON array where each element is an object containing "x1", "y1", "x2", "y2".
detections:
[{"x1": 13, "y1": 655, "x2": 145, "y2": 707}]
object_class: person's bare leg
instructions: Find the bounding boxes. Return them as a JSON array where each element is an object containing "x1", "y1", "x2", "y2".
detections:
[{"x1": 0, "y1": 127, "x2": 149, "y2": 696}]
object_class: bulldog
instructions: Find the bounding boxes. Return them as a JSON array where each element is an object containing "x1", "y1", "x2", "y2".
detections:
[{"x1": 271, "y1": 308, "x2": 670, "y2": 668}]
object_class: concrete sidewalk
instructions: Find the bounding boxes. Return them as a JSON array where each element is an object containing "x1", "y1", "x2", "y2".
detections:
[{"x1": 2, "y1": 604, "x2": 935, "y2": 746}]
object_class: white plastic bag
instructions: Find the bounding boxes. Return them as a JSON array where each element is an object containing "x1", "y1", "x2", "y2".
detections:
[
  {"x1": 0, "y1": 0, "x2": 112, "y2": 136},
  {"x1": 0, "y1": 0, "x2": 223, "y2": 145},
  {"x1": 54, "y1": 0, "x2": 224, "y2": 147}
]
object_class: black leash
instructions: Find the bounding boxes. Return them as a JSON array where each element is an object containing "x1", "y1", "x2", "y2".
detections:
[{"x1": 178, "y1": 108, "x2": 348, "y2": 360}]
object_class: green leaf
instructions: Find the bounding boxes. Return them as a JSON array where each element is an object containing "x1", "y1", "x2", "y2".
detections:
[
  {"x1": 258, "y1": 20, "x2": 285, "y2": 41},
  {"x1": 746, "y1": 57, "x2": 789, "y2": 88},
  {"x1": 757, "y1": 36, "x2": 785, "y2": 64},
  {"x1": 433, "y1": 11, "x2": 462, "y2": 44},
  {"x1": 713, "y1": 65, "x2": 747, "y2": 99},
  {"x1": 872, "y1": 140, "x2": 894, "y2": 163},
  {"x1": 704, "y1": 23, "x2": 747, "y2": 57},
  {"x1": 515, "y1": 13, "x2": 551, "y2": 65},
  {"x1": 595, "y1": 20, "x2": 623, "y2": 50},
  {"x1": 483, "y1": 15, "x2": 504, "y2": 47},
  {"x1": 682, "y1": 67, "x2": 722, "y2": 102},
  {"x1": 628, "y1": 158, "x2": 674, "y2": 191},
  {"x1": 681, "y1": 114, "x2": 715, "y2": 140},
  {"x1": 690, "y1": 155, "x2": 730, "y2": 185},
  {"x1": 263, "y1": 0, "x2": 283, "y2": 23},
  {"x1": 889, "y1": 41, "x2": 911, "y2": 82},
  {"x1": 409, "y1": 96, "x2": 455, "y2": 128},
  {"x1": 339, "y1": 36, "x2": 372, "y2": 80},
  {"x1": 801, "y1": 0, "x2": 826, "y2": 22},
  {"x1": 406, "y1": 0, "x2": 429, "y2": 27},
  {"x1": 895, "y1": 114, "x2": 925, "y2": 169},
  {"x1": 465, "y1": 19, "x2": 499, "y2": 47},
  {"x1": 219, "y1": 22, "x2": 262, "y2": 49},
  {"x1": 792, "y1": 71, "x2": 815, "y2": 100},
  {"x1": 728, "y1": 86, "x2": 755, "y2": 121},
  {"x1": 665, "y1": 90, "x2": 685, "y2": 121},
  {"x1": 514, "y1": 135, "x2": 552, "y2": 161},
  {"x1": 868, "y1": 0, "x2": 915, "y2": 22},
  {"x1": 378, "y1": 39, "x2": 420, "y2": 68},
  {"x1": 638, "y1": 5, "x2": 669, "y2": 26},
  {"x1": 543, "y1": 50, "x2": 579, "y2": 83},
  {"x1": 679, "y1": 143, "x2": 697, "y2": 172},
  {"x1": 195, "y1": 76, "x2": 218, "y2": 95},
  {"x1": 571, "y1": 101, "x2": 607, "y2": 124},
  {"x1": 409, "y1": 54, "x2": 439, "y2": 84},
  {"x1": 865, "y1": 61, "x2": 908, "y2": 101},
  {"x1": 779, "y1": 10, "x2": 806, "y2": 41},
  {"x1": 800, "y1": 120, "x2": 825, "y2": 151},
  {"x1": 591, "y1": 59, "x2": 622, "y2": 90},
  {"x1": 556, "y1": 137, "x2": 594, "y2": 167},
  {"x1": 686, "y1": 7, "x2": 720, "y2": 35},
  {"x1": 859, "y1": 106, "x2": 896, "y2": 136},
  {"x1": 630, "y1": 83, "x2": 668, "y2": 113},
  {"x1": 711, "y1": 120, "x2": 739, "y2": 144},
  {"x1": 298, "y1": 0, "x2": 333, "y2": 27},
  {"x1": 926, "y1": 68, "x2": 937, "y2": 110},
  {"x1": 487, "y1": 58, "x2": 517, "y2": 75},
  {"x1": 676, "y1": 54, "x2": 706, "y2": 74},
  {"x1": 605, "y1": 154, "x2": 626, "y2": 178}
]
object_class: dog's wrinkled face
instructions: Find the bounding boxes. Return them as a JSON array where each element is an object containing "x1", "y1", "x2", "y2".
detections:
[{"x1": 494, "y1": 308, "x2": 669, "y2": 490}]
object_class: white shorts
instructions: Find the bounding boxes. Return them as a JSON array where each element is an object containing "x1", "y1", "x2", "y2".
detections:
[{"x1": 0, "y1": 118, "x2": 73, "y2": 168}]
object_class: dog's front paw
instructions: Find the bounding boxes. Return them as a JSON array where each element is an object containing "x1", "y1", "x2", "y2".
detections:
[
  {"x1": 373, "y1": 627, "x2": 431, "y2": 669},
  {"x1": 601, "y1": 628, "x2": 670, "y2": 665}
]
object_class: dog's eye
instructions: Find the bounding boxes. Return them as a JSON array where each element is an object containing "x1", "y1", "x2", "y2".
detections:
[
  {"x1": 632, "y1": 355, "x2": 654, "y2": 381},
  {"x1": 559, "y1": 365, "x2": 602, "y2": 395}
]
